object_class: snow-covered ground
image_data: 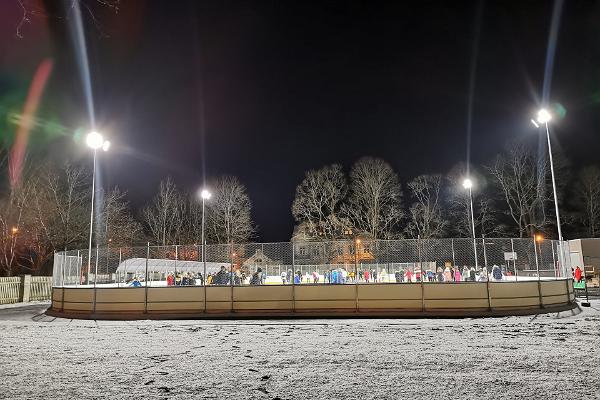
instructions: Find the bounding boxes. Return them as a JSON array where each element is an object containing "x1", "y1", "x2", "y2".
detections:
[{"x1": 0, "y1": 301, "x2": 599, "y2": 399}]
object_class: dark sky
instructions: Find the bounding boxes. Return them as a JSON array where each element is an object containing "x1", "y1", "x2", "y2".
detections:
[{"x1": 1, "y1": 1, "x2": 600, "y2": 241}]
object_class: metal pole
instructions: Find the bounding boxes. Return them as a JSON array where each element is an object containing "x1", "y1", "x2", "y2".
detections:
[
  {"x1": 482, "y1": 235, "x2": 488, "y2": 271},
  {"x1": 451, "y1": 238, "x2": 456, "y2": 267},
  {"x1": 551, "y1": 240, "x2": 557, "y2": 279},
  {"x1": 144, "y1": 242, "x2": 149, "y2": 314},
  {"x1": 544, "y1": 121, "x2": 566, "y2": 279},
  {"x1": 76, "y1": 250, "x2": 80, "y2": 287},
  {"x1": 544, "y1": 121, "x2": 564, "y2": 244},
  {"x1": 174, "y1": 245, "x2": 178, "y2": 287},
  {"x1": 201, "y1": 197, "x2": 206, "y2": 284},
  {"x1": 533, "y1": 237, "x2": 540, "y2": 280},
  {"x1": 511, "y1": 238, "x2": 517, "y2": 281},
  {"x1": 94, "y1": 244, "x2": 99, "y2": 287},
  {"x1": 93, "y1": 244, "x2": 99, "y2": 313},
  {"x1": 118, "y1": 248, "x2": 122, "y2": 288},
  {"x1": 354, "y1": 240, "x2": 358, "y2": 278},
  {"x1": 86, "y1": 149, "x2": 97, "y2": 284},
  {"x1": 59, "y1": 250, "x2": 65, "y2": 288},
  {"x1": 468, "y1": 186, "x2": 478, "y2": 270},
  {"x1": 417, "y1": 237, "x2": 424, "y2": 311}
]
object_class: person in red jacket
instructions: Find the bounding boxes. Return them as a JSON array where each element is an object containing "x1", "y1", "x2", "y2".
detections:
[{"x1": 574, "y1": 266, "x2": 583, "y2": 283}]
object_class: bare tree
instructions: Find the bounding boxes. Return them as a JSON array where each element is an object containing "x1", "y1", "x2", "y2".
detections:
[
  {"x1": 292, "y1": 164, "x2": 348, "y2": 240},
  {"x1": 0, "y1": 182, "x2": 33, "y2": 275},
  {"x1": 405, "y1": 174, "x2": 446, "y2": 238},
  {"x1": 206, "y1": 176, "x2": 254, "y2": 244},
  {"x1": 487, "y1": 143, "x2": 551, "y2": 238},
  {"x1": 32, "y1": 162, "x2": 90, "y2": 251},
  {"x1": 574, "y1": 166, "x2": 600, "y2": 237},
  {"x1": 446, "y1": 164, "x2": 505, "y2": 237},
  {"x1": 344, "y1": 157, "x2": 403, "y2": 239},
  {"x1": 96, "y1": 187, "x2": 144, "y2": 247},
  {"x1": 143, "y1": 177, "x2": 185, "y2": 245}
]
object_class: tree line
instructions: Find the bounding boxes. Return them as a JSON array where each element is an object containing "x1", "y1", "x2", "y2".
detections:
[
  {"x1": 291, "y1": 139, "x2": 600, "y2": 242},
  {"x1": 0, "y1": 136, "x2": 598, "y2": 276},
  {"x1": 0, "y1": 156, "x2": 254, "y2": 276}
]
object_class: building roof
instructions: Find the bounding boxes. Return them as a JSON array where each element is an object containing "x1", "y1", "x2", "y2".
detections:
[{"x1": 116, "y1": 258, "x2": 230, "y2": 274}]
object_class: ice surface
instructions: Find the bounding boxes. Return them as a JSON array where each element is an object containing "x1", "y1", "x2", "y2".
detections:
[{"x1": 0, "y1": 301, "x2": 599, "y2": 399}]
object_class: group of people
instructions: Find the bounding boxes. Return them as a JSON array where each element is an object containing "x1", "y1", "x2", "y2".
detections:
[
  {"x1": 205, "y1": 266, "x2": 265, "y2": 286},
  {"x1": 166, "y1": 272, "x2": 203, "y2": 286},
  {"x1": 153, "y1": 264, "x2": 510, "y2": 287},
  {"x1": 278, "y1": 265, "x2": 508, "y2": 285},
  {"x1": 396, "y1": 265, "x2": 505, "y2": 283}
]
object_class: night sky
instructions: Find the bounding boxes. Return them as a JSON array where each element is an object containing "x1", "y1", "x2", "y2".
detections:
[{"x1": 1, "y1": 1, "x2": 599, "y2": 241}]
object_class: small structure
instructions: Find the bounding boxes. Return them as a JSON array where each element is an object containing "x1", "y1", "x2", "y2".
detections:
[
  {"x1": 242, "y1": 249, "x2": 278, "y2": 268},
  {"x1": 569, "y1": 239, "x2": 600, "y2": 287}
]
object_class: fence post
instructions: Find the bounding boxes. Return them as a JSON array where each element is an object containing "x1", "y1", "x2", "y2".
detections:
[
  {"x1": 533, "y1": 237, "x2": 543, "y2": 308},
  {"x1": 551, "y1": 241, "x2": 557, "y2": 280},
  {"x1": 118, "y1": 248, "x2": 122, "y2": 288},
  {"x1": 60, "y1": 250, "x2": 65, "y2": 312},
  {"x1": 451, "y1": 239, "x2": 456, "y2": 267},
  {"x1": 77, "y1": 250, "x2": 81, "y2": 287},
  {"x1": 144, "y1": 242, "x2": 149, "y2": 314},
  {"x1": 200, "y1": 244, "x2": 207, "y2": 313},
  {"x1": 93, "y1": 245, "x2": 99, "y2": 314},
  {"x1": 20, "y1": 275, "x2": 31, "y2": 302},
  {"x1": 417, "y1": 237, "x2": 424, "y2": 312},
  {"x1": 230, "y1": 242, "x2": 234, "y2": 314},
  {"x1": 511, "y1": 239, "x2": 517, "y2": 281},
  {"x1": 482, "y1": 235, "x2": 488, "y2": 271},
  {"x1": 291, "y1": 243, "x2": 297, "y2": 313}
]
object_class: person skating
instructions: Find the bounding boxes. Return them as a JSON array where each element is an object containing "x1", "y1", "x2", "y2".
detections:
[
  {"x1": 492, "y1": 265, "x2": 503, "y2": 281},
  {"x1": 250, "y1": 268, "x2": 263, "y2": 285},
  {"x1": 214, "y1": 266, "x2": 229, "y2": 285},
  {"x1": 462, "y1": 266, "x2": 469, "y2": 281}
]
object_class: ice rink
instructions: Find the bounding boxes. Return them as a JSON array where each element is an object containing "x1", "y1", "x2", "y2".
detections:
[{"x1": 1, "y1": 301, "x2": 599, "y2": 399}]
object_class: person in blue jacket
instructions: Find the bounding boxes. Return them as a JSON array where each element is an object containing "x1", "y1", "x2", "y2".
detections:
[
  {"x1": 129, "y1": 277, "x2": 142, "y2": 287},
  {"x1": 331, "y1": 269, "x2": 338, "y2": 284}
]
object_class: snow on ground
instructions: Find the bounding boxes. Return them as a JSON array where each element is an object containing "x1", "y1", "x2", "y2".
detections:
[{"x1": 0, "y1": 302, "x2": 599, "y2": 399}]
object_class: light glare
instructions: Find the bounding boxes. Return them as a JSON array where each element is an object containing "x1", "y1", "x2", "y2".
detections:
[
  {"x1": 462, "y1": 178, "x2": 473, "y2": 189},
  {"x1": 85, "y1": 131, "x2": 104, "y2": 149},
  {"x1": 200, "y1": 189, "x2": 211, "y2": 200},
  {"x1": 536, "y1": 109, "x2": 552, "y2": 124}
]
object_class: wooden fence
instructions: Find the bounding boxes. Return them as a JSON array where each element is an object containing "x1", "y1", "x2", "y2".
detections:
[{"x1": 0, "y1": 275, "x2": 53, "y2": 305}]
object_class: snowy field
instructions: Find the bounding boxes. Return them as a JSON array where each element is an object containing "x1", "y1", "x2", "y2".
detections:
[{"x1": 0, "y1": 302, "x2": 599, "y2": 399}]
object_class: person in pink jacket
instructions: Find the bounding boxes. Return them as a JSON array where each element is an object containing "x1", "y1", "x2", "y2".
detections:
[
  {"x1": 454, "y1": 268, "x2": 462, "y2": 282},
  {"x1": 405, "y1": 269, "x2": 414, "y2": 283}
]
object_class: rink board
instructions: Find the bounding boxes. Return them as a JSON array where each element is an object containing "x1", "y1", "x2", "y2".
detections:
[{"x1": 49, "y1": 279, "x2": 576, "y2": 319}]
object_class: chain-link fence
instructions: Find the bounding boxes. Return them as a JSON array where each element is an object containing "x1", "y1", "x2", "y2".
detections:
[{"x1": 52, "y1": 238, "x2": 571, "y2": 287}]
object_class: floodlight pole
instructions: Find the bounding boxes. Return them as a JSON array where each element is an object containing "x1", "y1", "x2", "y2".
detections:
[
  {"x1": 202, "y1": 196, "x2": 206, "y2": 284},
  {"x1": 467, "y1": 185, "x2": 479, "y2": 270},
  {"x1": 543, "y1": 120, "x2": 564, "y2": 269},
  {"x1": 86, "y1": 149, "x2": 97, "y2": 284}
]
